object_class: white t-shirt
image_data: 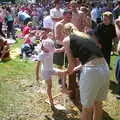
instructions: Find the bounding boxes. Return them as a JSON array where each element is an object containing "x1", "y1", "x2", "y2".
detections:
[
  {"x1": 38, "y1": 51, "x2": 54, "y2": 71},
  {"x1": 50, "y1": 8, "x2": 64, "y2": 19},
  {"x1": 43, "y1": 15, "x2": 54, "y2": 30},
  {"x1": 91, "y1": 8, "x2": 97, "y2": 23},
  {"x1": 30, "y1": 36, "x2": 36, "y2": 44}
]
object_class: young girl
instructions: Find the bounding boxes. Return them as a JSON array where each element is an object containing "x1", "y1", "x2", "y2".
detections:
[{"x1": 36, "y1": 37, "x2": 70, "y2": 107}]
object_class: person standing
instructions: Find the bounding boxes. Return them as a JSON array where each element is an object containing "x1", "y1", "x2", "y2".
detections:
[
  {"x1": 36, "y1": 38, "x2": 70, "y2": 108},
  {"x1": 115, "y1": 17, "x2": 120, "y2": 100},
  {"x1": 5, "y1": 9, "x2": 16, "y2": 40},
  {"x1": 70, "y1": 0, "x2": 87, "y2": 32},
  {"x1": 50, "y1": 0, "x2": 64, "y2": 23},
  {"x1": 53, "y1": 9, "x2": 72, "y2": 84},
  {"x1": 94, "y1": 11, "x2": 117, "y2": 68},
  {"x1": 54, "y1": 9, "x2": 72, "y2": 65},
  {"x1": 0, "y1": 8, "x2": 6, "y2": 38},
  {"x1": 63, "y1": 23, "x2": 110, "y2": 120}
]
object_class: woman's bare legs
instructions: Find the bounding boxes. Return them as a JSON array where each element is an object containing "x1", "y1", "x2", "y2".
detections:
[
  {"x1": 93, "y1": 101, "x2": 103, "y2": 120},
  {"x1": 81, "y1": 101, "x2": 103, "y2": 120},
  {"x1": 81, "y1": 106, "x2": 93, "y2": 120}
]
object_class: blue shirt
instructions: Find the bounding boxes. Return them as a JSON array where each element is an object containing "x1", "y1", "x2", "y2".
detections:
[{"x1": 18, "y1": 11, "x2": 31, "y2": 21}]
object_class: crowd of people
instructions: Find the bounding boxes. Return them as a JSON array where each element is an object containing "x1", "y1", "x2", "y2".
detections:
[{"x1": 0, "y1": 0, "x2": 120, "y2": 120}]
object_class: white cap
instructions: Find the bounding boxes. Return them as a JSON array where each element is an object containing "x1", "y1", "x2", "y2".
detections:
[{"x1": 42, "y1": 39, "x2": 55, "y2": 52}]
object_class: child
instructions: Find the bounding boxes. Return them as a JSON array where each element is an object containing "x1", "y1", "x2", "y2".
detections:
[
  {"x1": 36, "y1": 38, "x2": 70, "y2": 107},
  {"x1": 20, "y1": 30, "x2": 36, "y2": 58},
  {"x1": 22, "y1": 22, "x2": 32, "y2": 36}
]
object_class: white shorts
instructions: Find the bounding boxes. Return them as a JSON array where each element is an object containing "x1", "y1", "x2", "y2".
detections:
[
  {"x1": 41, "y1": 68, "x2": 62, "y2": 80},
  {"x1": 80, "y1": 64, "x2": 110, "y2": 108}
]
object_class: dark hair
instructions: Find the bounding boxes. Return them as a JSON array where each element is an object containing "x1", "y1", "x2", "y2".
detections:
[
  {"x1": 40, "y1": 27, "x2": 48, "y2": 31},
  {"x1": 63, "y1": 9, "x2": 72, "y2": 15},
  {"x1": 53, "y1": 0, "x2": 60, "y2": 5},
  {"x1": 117, "y1": 0, "x2": 120, "y2": 5},
  {"x1": 6, "y1": 7, "x2": 11, "y2": 13}
]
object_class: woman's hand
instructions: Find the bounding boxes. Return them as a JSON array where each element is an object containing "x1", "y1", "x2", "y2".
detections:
[
  {"x1": 73, "y1": 64, "x2": 83, "y2": 72},
  {"x1": 55, "y1": 47, "x2": 64, "y2": 53}
]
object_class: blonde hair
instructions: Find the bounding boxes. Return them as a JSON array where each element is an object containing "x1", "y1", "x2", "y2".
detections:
[
  {"x1": 64, "y1": 23, "x2": 78, "y2": 35},
  {"x1": 27, "y1": 21, "x2": 32, "y2": 26},
  {"x1": 103, "y1": 11, "x2": 113, "y2": 22},
  {"x1": 64, "y1": 23, "x2": 90, "y2": 39}
]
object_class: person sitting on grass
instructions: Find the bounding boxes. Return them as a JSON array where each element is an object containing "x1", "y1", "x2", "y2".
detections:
[
  {"x1": 0, "y1": 37, "x2": 10, "y2": 62},
  {"x1": 36, "y1": 37, "x2": 71, "y2": 108},
  {"x1": 20, "y1": 30, "x2": 36, "y2": 58},
  {"x1": 22, "y1": 21, "x2": 32, "y2": 36}
]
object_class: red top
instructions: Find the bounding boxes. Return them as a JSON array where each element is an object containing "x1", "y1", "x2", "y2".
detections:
[{"x1": 23, "y1": 26, "x2": 31, "y2": 36}]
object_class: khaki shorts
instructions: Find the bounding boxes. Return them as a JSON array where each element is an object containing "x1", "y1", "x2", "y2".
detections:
[{"x1": 80, "y1": 64, "x2": 110, "y2": 107}]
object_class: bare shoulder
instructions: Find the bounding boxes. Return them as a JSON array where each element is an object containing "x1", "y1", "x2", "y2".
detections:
[
  {"x1": 63, "y1": 36, "x2": 70, "y2": 45},
  {"x1": 56, "y1": 21, "x2": 64, "y2": 27},
  {"x1": 78, "y1": 10, "x2": 85, "y2": 16}
]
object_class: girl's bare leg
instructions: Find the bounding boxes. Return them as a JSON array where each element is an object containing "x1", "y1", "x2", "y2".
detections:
[{"x1": 46, "y1": 79, "x2": 54, "y2": 106}]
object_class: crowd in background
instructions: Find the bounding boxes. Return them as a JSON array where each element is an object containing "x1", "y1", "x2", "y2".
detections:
[{"x1": 0, "y1": 0, "x2": 120, "y2": 119}]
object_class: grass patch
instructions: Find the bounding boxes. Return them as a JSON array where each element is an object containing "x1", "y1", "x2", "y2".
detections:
[{"x1": 0, "y1": 38, "x2": 120, "y2": 120}]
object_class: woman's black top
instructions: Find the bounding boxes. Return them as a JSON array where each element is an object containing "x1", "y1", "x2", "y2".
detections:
[{"x1": 70, "y1": 34, "x2": 103, "y2": 65}]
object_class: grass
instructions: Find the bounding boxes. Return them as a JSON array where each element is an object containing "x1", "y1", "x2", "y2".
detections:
[
  {"x1": 0, "y1": 38, "x2": 120, "y2": 120},
  {"x1": 103, "y1": 55, "x2": 120, "y2": 120}
]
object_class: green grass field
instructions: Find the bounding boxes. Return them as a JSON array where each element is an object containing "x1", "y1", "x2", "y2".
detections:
[{"x1": 0, "y1": 38, "x2": 120, "y2": 120}]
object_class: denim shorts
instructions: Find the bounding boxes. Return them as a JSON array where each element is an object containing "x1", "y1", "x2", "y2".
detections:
[{"x1": 80, "y1": 64, "x2": 110, "y2": 107}]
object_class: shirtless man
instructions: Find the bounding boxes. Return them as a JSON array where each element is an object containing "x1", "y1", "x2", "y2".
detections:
[
  {"x1": 70, "y1": 0, "x2": 87, "y2": 32},
  {"x1": 53, "y1": 9, "x2": 72, "y2": 84}
]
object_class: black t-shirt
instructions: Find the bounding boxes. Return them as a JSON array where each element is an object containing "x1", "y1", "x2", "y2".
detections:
[
  {"x1": 70, "y1": 34, "x2": 103, "y2": 65},
  {"x1": 94, "y1": 23, "x2": 116, "y2": 49}
]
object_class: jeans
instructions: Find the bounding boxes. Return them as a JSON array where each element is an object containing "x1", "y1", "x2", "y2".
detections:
[{"x1": 7, "y1": 21, "x2": 16, "y2": 39}]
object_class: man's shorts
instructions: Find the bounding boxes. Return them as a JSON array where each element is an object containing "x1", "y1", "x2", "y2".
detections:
[
  {"x1": 80, "y1": 65, "x2": 110, "y2": 108},
  {"x1": 53, "y1": 44, "x2": 64, "y2": 66}
]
